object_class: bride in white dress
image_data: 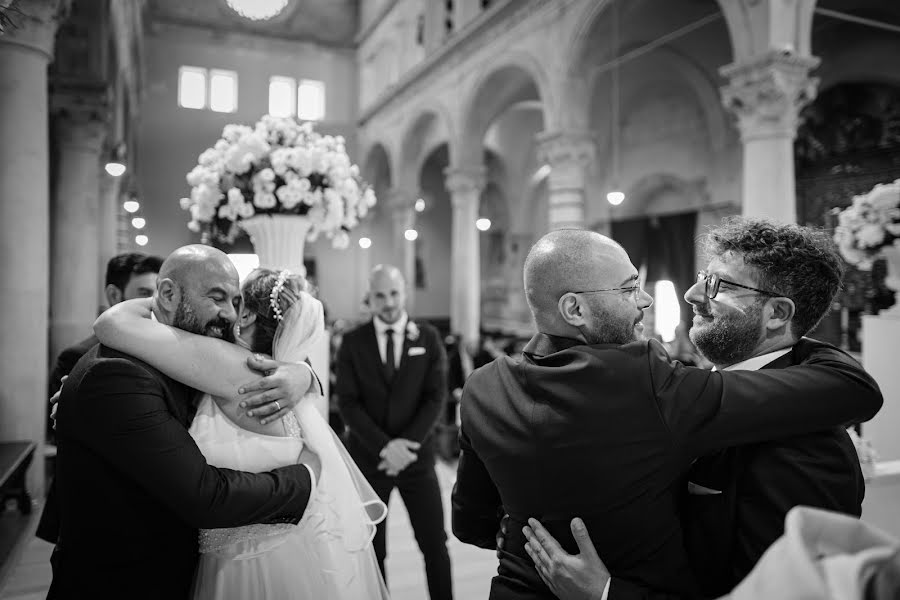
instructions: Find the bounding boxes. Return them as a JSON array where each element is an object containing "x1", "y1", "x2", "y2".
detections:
[{"x1": 94, "y1": 268, "x2": 390, "y2": 600}]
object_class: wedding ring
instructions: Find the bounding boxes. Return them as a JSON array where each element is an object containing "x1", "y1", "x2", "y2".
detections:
[{"x1": 273, "y1": 400, "x2": 281, "y2": 412}]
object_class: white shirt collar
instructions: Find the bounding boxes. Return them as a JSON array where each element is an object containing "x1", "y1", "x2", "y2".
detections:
[
  {"x1": 720, "y1": 347, "x2": 793, "y2": 371},
  {"x1": 373, "y1": 312, "x2": 408, "y2": 336}
]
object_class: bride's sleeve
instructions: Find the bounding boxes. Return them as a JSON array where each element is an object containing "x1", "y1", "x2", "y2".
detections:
[{"x1": 94, "y1": 298, "x2": 257, "y2": 399}]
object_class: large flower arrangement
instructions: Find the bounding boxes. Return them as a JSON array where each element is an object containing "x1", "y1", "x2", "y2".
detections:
[
  {"x1": 833, "y1": 179, "x2": 900, "y2": 270},
  {"x1": 179, "y1": 115, "x2": 375, "y2": 249}
]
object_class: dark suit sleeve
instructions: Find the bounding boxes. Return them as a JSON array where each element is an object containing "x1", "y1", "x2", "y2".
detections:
[
  {"x1": 49, "y1": 345, "x2": 87, "y2": 397},
  {"x1": 649, "y1": 341, "x2": 883, "y2": 458},
  {"x1": 401, "y1": 326, "x2": 448, "y2": 442},
  {"x1": 335, "y1": 335, "x2": 391, "y2": 454},
  {"x1": 607, "y1": 578, "x2": 683, "y2": 600},
  {"x1": 63, "y1": 359, "x2": 312, "y2": 528},
  {"x1": 451, "y1": 417, "x2": 503, "y2": 549}
]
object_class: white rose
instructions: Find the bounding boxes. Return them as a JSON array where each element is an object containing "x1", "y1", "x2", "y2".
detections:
[
  {"x1": 186, "y1": 166, "x2": 206, "y2": 187},
  {"x1": 296, "y1": 178, "x2": 311, "y2": 192},
  {"x1": 191, "y1": 202, "x2": 216, "y2": 223},
  {"x1": 180, "y1": 197, "x2": 193, "y2": 210},
  {"x1": 307, "y1": 205, "x2": 326, "y2": 225},
  {"x1": 253, "y1": 192, "x2": 277, "y2": 209},
  {"x1": 868, "y1": 185, "x2": 900, "y2": 211},
  {"x1": 363, "y1": 188, "x2": 377, "y2": 207},
  {"x1": 218, "y1": 204, "x2": 238, "y2": 221},
  {"x1": 258, "y1": 168, "x2": 275, "y2": 181},
  {"x1": 187, "y1": 220, "x2": 201, "y2": 233},
  {"x1": 886, "y1": 223, "x2": 900, "y2": 236},
  {"x1": 227, "y1": 187, "x2": 244, "y2": 206},
  {"x1": 332, "y1": 230, "x2": 350, "y2": 249},
  {"x1": 857, "y1": 224, "x2": 886, "y2": 248},
  {"x1": 238, "y1": 202, "x2": 255, "y2": 218}
]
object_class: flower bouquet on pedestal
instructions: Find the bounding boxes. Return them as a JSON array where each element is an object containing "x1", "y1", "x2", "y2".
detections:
[
  {"x1": 179, "y1": 115, "x2": 376, "y2": 274},
  {"x1": 834, "y1": 179, "x2": 900, "y2": 317}
]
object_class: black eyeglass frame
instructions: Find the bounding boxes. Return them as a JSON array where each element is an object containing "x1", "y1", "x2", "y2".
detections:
[
  {"x1": 569, "y1": 284, "x2": 642, "y2": 296},
  {"x1": 696, "y1": 270, "x2": 782, "y2": 300}
]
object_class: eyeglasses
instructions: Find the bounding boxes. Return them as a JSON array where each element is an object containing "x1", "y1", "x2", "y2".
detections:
[
  {"x1": 571, "y1": 283, "x2": 642, "y2": 298},
  {"x1": 696, "y1": 270, "x2": 781, "y2": 300}
]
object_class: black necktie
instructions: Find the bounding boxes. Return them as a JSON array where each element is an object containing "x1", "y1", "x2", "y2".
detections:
[{"x1": 384, "y1": 328, "x2": 396, "y2": 380}]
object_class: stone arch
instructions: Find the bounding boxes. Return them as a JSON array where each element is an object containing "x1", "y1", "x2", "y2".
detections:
[
  {"x1": 399, "y1": 102, "x2": 455, "y2": 186},
  {"x1": 622, "y1": 173, "x2": 709, "y2": 218},
  {"x1": 362, "y1": 142, "x2": 393, "y2": 199},
  {"x1": 459, "y1": 53, "x2": 553, "y2": 160}
]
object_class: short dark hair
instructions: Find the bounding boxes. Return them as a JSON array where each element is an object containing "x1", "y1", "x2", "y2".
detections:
[
  {"x1": 704, "y1": 217, "x2": 844, "y2": 338},
  {"x1": 105, "y1": 253, "x2": 164, "y2": 292}
]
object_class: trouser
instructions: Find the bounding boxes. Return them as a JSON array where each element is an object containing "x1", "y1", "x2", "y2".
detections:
[{"x1": 365, "y1": 448, "x2": 453, "y2": 600}]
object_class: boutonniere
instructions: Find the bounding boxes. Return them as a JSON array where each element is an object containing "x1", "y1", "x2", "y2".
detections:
[{"x1": 406, "y1": 321, "x2": 420, "y2": 342}]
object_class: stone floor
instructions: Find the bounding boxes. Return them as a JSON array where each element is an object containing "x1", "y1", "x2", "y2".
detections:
[{"x1": 0, "y1": 460, "x2": 498, "y2": 600}]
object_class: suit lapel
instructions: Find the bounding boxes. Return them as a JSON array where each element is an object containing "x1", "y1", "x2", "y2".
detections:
[
  {"x1": 396, "y1": 325, "x2": 414, "y2": 377},
  {"x1": 362, "y1": 321, "x2": 392, "y2": 384}
]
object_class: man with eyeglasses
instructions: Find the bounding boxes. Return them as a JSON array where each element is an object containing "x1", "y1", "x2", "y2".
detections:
[
  {"x1": 516, "y1": 219, "x2": 877, "y2": 599},
  {"x1": 451, "y1": 226, "x2": 882, "y2": 600}
]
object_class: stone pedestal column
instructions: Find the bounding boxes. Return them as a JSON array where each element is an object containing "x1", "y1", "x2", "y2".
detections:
[
  {"x1": 536, "y1": 131, "x2": 595, "y2": 230},
  {"x1": 445, "y1": 166, "x2": 485, "y2": 348},
  {"x1": 386, "y1": 188, "x2": 416, "y2": 312},
  {"x1": 0, "y1": 0, "x2": 68, "y2": 499},
  {"x1": 720, "y1": 53, "x2": 818, "y2": 223},
  {"x1": 49, "y1": 110, "x2": 107, "y2": 365},
  {"x1": 98, "y1": 174, "x2": 122, "y2": 305}
]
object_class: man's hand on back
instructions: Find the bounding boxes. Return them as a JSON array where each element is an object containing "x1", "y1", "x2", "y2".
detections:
[
  {"x1": 239, "y1": 356, "x2": 315, "y2": 424},
  {"x1": 523, "y1": 517, "x2": 610, "y2": 600},
  {"x1": 49, "y1": 375, "x2": 67, "y2": 429}
]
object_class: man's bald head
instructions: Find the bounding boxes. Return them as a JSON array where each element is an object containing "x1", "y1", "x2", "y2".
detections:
[
  {"x1": 155, "y1": 245, "x2": 241, "y2": 340},
  {"x1": 368, "y1": 264, "x2": 407, "y2": 324},
  {"x1": 524, "y1": 230, "x2": 650, "y2": 343},
  {"x1": 524, "y1": 230, "x2": 629, "y2": 313}
]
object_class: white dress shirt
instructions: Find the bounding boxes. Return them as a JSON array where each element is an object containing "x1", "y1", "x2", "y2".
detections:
[
  {"x1": 373, "y1": 312, "x2": 408, "y2": 368},
  {"x1": 720, "y1": 347, "x2": 793, "y2": 371}
]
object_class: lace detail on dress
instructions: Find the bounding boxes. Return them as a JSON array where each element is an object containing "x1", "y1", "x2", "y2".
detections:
[{"x1": 197, "y1": 408, "x2": 306, "y2": 555}]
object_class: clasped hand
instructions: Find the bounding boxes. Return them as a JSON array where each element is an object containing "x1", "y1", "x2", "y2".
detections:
[
  {"x1": 378, "y1": 438, "x2": 421, "y2": 476},
  {"x1": 238, "y1": 356, "x2": 315, "y2": 424}
]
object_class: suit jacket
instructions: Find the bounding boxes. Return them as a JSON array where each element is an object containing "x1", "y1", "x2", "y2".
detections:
[
  {"x1": 451, "y1": 335, "x2": 882, "y2": 600},
  {"x1": 683, "y1": 339, "x2": 866, "y2": 598},
  {"x1": 49, "y1": 345, "x2": 313, "y2": 600},
  {"x1": 335, "y1": 319, "x2": 447, "y2": 470},
  {"x1": 48, "y1": 334, "x2": 99, "y2": 397}
]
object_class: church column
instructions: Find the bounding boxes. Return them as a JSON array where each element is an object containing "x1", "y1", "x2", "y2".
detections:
[
  {"x1": 717, "y1": 0, "x2": 818, "y2": 223},
  {"x1": 98, "y1": 173, "x2": 122, "y2": 305},
  {"x1": 445, "y1": 166, "x2": 485, "y2": 348},
  {"x1": 536, "y1": 131, "x2": 596, "y2": 230},
  {"x1": 49, "y1": 98, "x2": 108, "y2": 365},
  {"x1": 0, "y1": 0, "x2": 68, "y2": 498},
  {"x1": 387, "y1": 188, "x2": 417, "y2": 312},
  {"x1": 720, "y1": 54, "x2": 818, "y2": 223}
]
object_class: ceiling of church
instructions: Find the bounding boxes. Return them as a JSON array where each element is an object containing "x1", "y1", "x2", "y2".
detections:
[{"x1": 147, "y1": 0, "x2": 359, "y2": 46}]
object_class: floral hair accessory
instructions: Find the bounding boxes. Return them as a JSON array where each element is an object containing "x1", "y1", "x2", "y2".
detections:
[{"x1": 269, "y1": 270, "x2": 290, "y2": 322}]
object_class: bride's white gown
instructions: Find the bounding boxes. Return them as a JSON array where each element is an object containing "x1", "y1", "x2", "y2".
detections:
[{"x1": 189, "y1": 395, "x2": 390, "y2": 600}]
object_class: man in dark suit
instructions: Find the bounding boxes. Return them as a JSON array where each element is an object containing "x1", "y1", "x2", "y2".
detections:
[
  {"x1": 519, "y1": 220, "x2": 876, "y2": 599},
  {"x1": 336, "y1": 264, "x2": 453, "y2": 600},
  {"x1": 38, "y1": 252, "x2": 163, "y2": 544},
  {"x1": 451, "y1": 229, "x2": 882, "y2": 600},
  {"x1": 49, "y1": 245, "x2": 319, "y2": 600}
]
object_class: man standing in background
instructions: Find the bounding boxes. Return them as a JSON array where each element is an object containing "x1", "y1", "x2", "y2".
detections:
[{"x1": 336, "y1": 264, "x2": 453, "y2": 600}]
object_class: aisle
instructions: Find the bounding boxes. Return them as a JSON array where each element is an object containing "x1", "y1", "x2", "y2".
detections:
[{"x1": 0, "y1": 460, "x2": 498, "y2": 599}]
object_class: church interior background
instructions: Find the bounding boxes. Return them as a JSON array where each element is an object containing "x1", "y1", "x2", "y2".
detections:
[{"x1": 1, "y1": 0, "x2": 900, "y2": 597}]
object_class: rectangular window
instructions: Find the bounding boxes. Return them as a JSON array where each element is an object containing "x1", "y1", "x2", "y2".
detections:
[
  {"x1": 209, "y1": 69, "x2": 238, "y2": 113},
  {"x1": 178, "y1": 66, "x2": 207, "y2": 109},
  {"x1": 269, "y1": 76, "x2": 296, "y2": 117},
  {"x1": 297, "y1": 79, "x2": 325, "y2": 121}
]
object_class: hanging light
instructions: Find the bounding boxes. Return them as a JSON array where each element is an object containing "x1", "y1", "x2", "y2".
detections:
[
  {"x1": 476, "y1": 218, "x2": 492, "y2": 231},
  {"x1": 404, "y1": 229, "x2": 418, "y2": 241},
  {"x1": 359, "y1": 237, "x2": 372, "y2": 249},
  {"x1": 105, "y1": 142, "x2": 127, "y2": 177},
  {"x1": 225, "y1": 0, "x2": 289, "y2": 21},
  {"x1": 123, "y1": 199, "x2": 140, "y2": 213},
  {"x1": 607, "y1": 1, "x2": 626, "y2": 207},
  {"x1": 131, "y1": 217, "x2": 146, "y2": 229},
  {"x1": 135, "y1": 234, "x2": 149, "y2": 246},
  {"x1": 414, "y1": 198, "x2": 426, "y2": 212}
]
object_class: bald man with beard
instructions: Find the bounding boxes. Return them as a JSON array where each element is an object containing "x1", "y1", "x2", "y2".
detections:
[
  {"x1": 50, "y1": 245, "x2": 318, "y2": 600},
  {"x1": 450, "y1": 229, "x2": 882, "y2": 600}
]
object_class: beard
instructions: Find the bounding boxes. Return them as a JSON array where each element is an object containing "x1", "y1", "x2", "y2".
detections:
[
  {"x1": 173, "y1": 296, "x2": 235, "y2": 343},
  {"x1": 689, "y1": 300, "x2": 763, "y2": 366},
  {"x1": 582, "y1": 306, "x2": 643, "y2": 345}
]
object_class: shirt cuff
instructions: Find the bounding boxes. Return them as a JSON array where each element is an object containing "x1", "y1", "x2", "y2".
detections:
[
  {"x1": 297, "y1": 361, "x2": 321, "y2": 395},
  {"x1": 302, "y1": 463, "x2": 317, "y2": 496},
  {"x1": 601, "y1": 578, "x2": 610, "y2": 600}
]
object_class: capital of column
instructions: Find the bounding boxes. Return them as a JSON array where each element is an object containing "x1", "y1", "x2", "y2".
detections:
[
  {"x1": 444, "y1": 166, "x2": 486, "y2": 203},
  {"x1": 0, "y1": 0, "x2": 70, "y2": 60},
  {"x1": 720, "y1": 51, "x2": 820, "y2": 141},
  {"x1": 384, "y1": 187, "x2": 415, "y2": 214},
  {"x1": 535, "y1": 130, "x2": 596, "y2": 169}
]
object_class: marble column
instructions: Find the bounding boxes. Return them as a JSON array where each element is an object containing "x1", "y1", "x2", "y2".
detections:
[
  {"x1": 536, "y1": 131, "x2": 596, "y2": 230},
  {"x1": 445, "y1": 166, "x2": 485, "y2": 348},
  {"x1": 386, "y1": 188, "x2": 416, "y2": 312},
  {"x1": 49, "y1": 108, "x2": 107, "y2": 365},
  {"x1": 720, "y1": 53, "x2": 818, "y2": 223},
  {"x1": 0, "y1": 0, "x2": 68, "y2": 498},
  {"x1": 98, "y1": 174, "x2": 122, "y2": 306}
]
